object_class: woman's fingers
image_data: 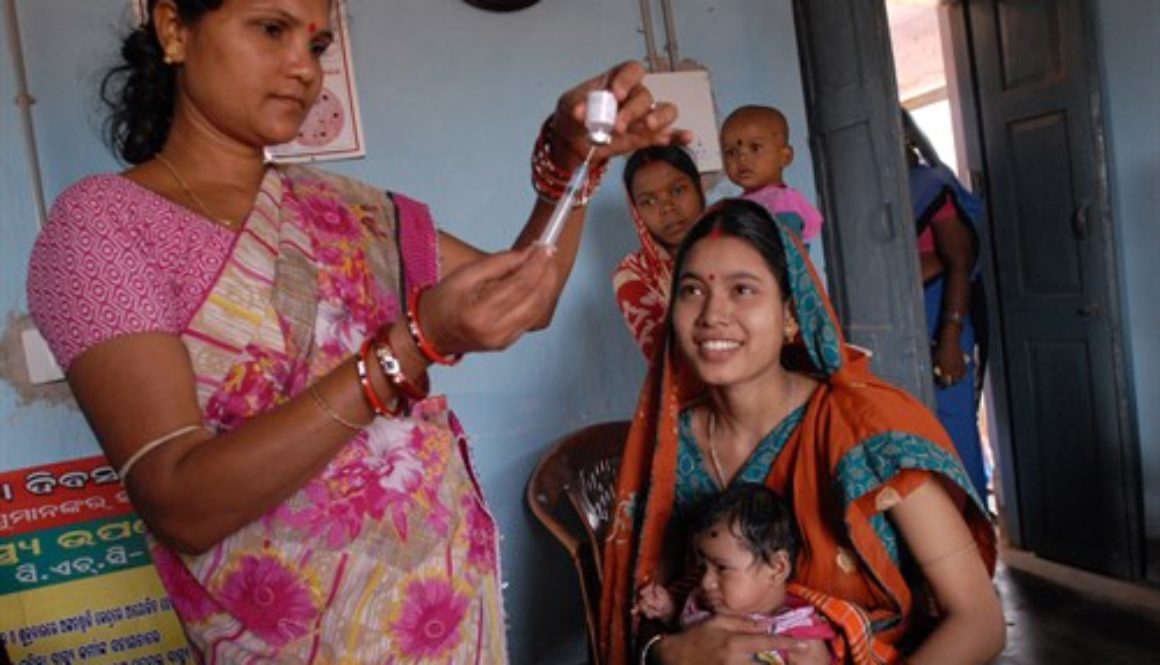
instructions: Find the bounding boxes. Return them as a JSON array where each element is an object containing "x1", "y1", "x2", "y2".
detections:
[
  {"x1": 703, "y1": 613, "x2": 770, "y2": 635},
  {"x1": 666, "y1": 616, "x2": 816, "y2": 665},
  {"x1": 934, "y1": 342, "x2": 969, "y2": 385},
  {"x1": 422, "y1": 247, "x2": 559, "y2": 355},
  {"x1": 475, "y1": 249, "x2": 559, "y2": 337},
  {"x1": 553, "y1": 61, "x2": 692, "y2": 165}
]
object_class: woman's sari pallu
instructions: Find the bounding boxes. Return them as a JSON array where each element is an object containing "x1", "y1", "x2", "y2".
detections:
[
  {"x1": 153, "y1": 166, "x2": 507, "y2": 663},
  {"x1": 599, "y1": 217, "x2": 996, "y2": 664},
  {"x1": 612, "y1": 198, "x2": 675, "y2": 363}
]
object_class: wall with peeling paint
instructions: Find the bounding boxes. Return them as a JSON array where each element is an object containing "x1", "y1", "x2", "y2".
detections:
[{"x1": 0, "y1": 1, "x2": 813, "y2": 661}]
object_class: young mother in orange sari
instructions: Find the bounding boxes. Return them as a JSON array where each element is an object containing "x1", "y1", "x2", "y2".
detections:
[
  {"x1": 25, "y1": 0, "x2": 687, "y2": 661},
  {"x1": 600, "y1": 200, "x2": 1004, "y2": 664}
]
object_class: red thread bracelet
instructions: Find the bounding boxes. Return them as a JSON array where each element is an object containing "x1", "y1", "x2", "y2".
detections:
[
  {"x1": 358, "y1": 338, "x2": 399, "y2": 417},
  {"x1": 530, "y1": 116, "x2": 607, "y2": 205},
  {"x1": 406, "y1": 286, "x2": 462, "y2": 366}
]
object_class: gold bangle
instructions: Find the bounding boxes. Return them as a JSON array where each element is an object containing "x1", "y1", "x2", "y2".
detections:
[
  {"x1": 118, "y1": 424, "x2": 208, "y2": 481},
  {"x1": 639, "y1": 634, "x2": 665, "y2": 665},
  {"x1": 307, "y1": 382, "x2": 372, "y2": 431}
]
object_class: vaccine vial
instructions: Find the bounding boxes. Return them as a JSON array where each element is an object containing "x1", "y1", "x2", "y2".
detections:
[{"x1": 585, "y1": 89, "x2": 617, "y2": 145}]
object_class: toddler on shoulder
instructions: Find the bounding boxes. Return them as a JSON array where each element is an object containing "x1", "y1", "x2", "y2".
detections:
[{"x1": 720, "y1": 105, "x2": 823, "y2": 248}]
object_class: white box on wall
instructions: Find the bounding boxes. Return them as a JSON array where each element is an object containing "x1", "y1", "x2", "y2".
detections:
[{"x1": 644, "y1": 69, "x2": 721, "y2": 172}]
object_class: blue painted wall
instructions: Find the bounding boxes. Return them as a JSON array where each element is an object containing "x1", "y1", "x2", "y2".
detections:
[
  {"x1": 1094, "y1": 0, "x2": 1160, "y2": 579},
  {"x1": 0, "y1": 1, "x2": 813, "y2": 661}
]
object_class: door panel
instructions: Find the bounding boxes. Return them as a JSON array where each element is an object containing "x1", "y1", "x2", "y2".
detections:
[
  {"x1": 968, "y1": 0, "x2": 1138, "y2": 576},
  {"x1": 996, "y1": 1, "x2": 1061, "y2": 87},
  {"x1": 1008, "y1": 113, "x2": 1081, "y2": 293}
]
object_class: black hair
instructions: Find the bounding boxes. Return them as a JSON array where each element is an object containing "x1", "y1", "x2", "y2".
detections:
[
  {"x1": 691, "y1": 482, "x2": 799, "y2": 568},
  {"x1": 721, "y1": 104, "x2": 788, "y2": 135},
  {"x1": 671, "y1": 198, "x2": 791, "y2": 302},
  {"x1": 900, "y1": 107, "x2": 941, "y2": 169},
  {"x1": 622, "y1": 145, "x2": 706, "y2": 209},
  {"x1": 100, "y1": 0, "x2": 224, "y2": 164}
]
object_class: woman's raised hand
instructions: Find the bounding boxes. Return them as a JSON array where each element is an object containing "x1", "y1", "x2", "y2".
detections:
[
  {"x1": 417, "y1": 245, "x2": 560, "y2": 357},
  {"x1": 551, "y1": 61, "x2": 693, "y2": 171}
]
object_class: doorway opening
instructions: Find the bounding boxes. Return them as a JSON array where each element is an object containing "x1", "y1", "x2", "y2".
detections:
[{"x1": 885, "y1": 0, "x2": 1002, "y2": 519}]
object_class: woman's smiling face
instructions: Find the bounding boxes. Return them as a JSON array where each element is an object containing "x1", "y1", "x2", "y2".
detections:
[{"x1": 672, "y1": 234, "x2": 791, "y2": 388}]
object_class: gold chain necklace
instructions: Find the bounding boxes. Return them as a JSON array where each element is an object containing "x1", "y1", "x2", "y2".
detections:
[
  {"x1": 706, "y1": 409, "x2": 728, "y2": 488},
  {"x1": 155, "y1": 153, "x2": 235, "y2": 229},
  {"x1": 705, "y1": 374, "x2": 798, "y2": 488}
]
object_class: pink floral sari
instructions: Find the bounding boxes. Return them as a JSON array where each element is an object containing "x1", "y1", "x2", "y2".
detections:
[{"x1": 153, "y1": 165, "x2": 507, "y2": 663}]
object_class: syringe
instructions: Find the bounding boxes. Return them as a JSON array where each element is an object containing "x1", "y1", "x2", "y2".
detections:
[
  {"x1": 536, "y1": 89, "x2": 618, "y2": 248},
  {"x1": 537, "y1": 146, "x2": 596, "y2": 248}
]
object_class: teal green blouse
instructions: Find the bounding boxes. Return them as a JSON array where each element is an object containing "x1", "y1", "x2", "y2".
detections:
[{"x1": 672, "y1": 404, "x2": 806, "y2": 520}]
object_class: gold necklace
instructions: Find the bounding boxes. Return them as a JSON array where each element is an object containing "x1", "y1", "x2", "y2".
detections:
[
  {"x1": 155, "y1": 153, "x2": 235, "y2": 229},
  {"x1": 706, "y1": 409, "x2": 728, "y2": 488},
  {"x1": 705, "y1": 374, "x2": 798, "y2": 489}
]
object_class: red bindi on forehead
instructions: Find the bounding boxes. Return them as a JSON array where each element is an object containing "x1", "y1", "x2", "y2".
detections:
[
  {"x1": 307, "y1": 22, "x2": 317, "y2": 33},
  {"x1": 708, "y1": 273, "x2": 716, "y2": 282}
]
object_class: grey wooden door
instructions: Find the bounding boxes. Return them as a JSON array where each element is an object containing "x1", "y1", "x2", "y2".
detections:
[
  {"x1": 966, "y1": 0, "x2": 1139, "y2": 577},
  {"x1": 793, "y1": 0, "x2": 934, "y2": 406}
]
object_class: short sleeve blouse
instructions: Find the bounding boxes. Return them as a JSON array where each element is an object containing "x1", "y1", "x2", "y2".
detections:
[{"x1": 26, "y1": 174, "x2": 235, "y2": 369}]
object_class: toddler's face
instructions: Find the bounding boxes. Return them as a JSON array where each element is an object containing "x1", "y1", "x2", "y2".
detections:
[
  {"x1": 630, "y1": 161, "x2": 705, "y2": 252},
  {"x1": 720, "y1": 116, "x2": 793, "y2": 192},
  {"x1": 695, "y1": 521, "x2": 788, "y2": 616}
]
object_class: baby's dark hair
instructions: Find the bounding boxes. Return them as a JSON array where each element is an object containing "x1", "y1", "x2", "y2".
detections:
[
  {"x1": 101, "y1": 0, "x2": 224, "y2": 164},
  {"x1": 691, "y1": 482, "x2": 799, "y2": 568}
]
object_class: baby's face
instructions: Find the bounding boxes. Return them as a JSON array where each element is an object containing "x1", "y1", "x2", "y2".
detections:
[
  {"x1": 720, "y1": 115, "x2": 793, "y2": 192},
  {"x1": 696, "y1": 523, "x2": 788, "y2": 616}
]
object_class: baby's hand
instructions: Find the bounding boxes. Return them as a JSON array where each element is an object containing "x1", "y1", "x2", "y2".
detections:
[{"x1": 632, "y1": 581, "x2": 676, "y2": 622}]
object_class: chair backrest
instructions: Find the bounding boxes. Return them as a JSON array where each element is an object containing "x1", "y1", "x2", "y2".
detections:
[{"x1": 527, "y1": 420, "x2": 630, "y2": 665}]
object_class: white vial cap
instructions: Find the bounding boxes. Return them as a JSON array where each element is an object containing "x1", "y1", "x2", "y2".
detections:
[{"x1": 585, "y1": 89, "x2": 617, "y2": 145}]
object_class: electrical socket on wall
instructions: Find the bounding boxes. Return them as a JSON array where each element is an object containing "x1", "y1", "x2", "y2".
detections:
[{"x1": 22, "y1": 326, "x2": 64, "y2": 384}]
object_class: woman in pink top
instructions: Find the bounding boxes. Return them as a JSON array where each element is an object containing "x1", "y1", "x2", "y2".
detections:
[{"x1": 25, "y1": 0, "x2": 688, "y2": 661}]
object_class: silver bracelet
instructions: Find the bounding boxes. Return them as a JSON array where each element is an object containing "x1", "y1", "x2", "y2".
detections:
[{"x1": 639, "y1": 634, "x2": 664, "y2": 665}]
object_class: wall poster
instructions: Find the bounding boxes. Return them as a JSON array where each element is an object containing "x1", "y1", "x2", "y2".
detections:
[{"x1": 0, "y1": 457, "x2": 191, "y2": 664}]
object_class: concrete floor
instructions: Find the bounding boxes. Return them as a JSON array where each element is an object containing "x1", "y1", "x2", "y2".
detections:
[{"x1": 994, "y1": 562, "x2": 1160, "y2": 664}]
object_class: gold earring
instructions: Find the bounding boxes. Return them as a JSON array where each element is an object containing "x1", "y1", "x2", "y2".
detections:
[
  {"x1": 163, "y1": 44, "x2": 181, "y2": 65},
  {"x1": 784, "y1": 319, "x2": 799, "y2": 341}
]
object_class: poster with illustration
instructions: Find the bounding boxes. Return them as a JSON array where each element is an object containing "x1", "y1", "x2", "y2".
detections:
[
  {"x1": 0, "y1": 457, "x2": 192, "y2": 664},
  {"x1": 132, "y1": 0, "x2": 365, "y2": 163}
]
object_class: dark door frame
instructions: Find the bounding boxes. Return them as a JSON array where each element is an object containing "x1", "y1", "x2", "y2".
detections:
[{"x1": 939, "y1": 0, "x2": 1023, "y2": 548}]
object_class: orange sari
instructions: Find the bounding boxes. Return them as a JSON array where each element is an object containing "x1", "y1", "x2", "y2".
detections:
[{"x1": 598, "y1": 220, "x2": 996, "y2": 664}]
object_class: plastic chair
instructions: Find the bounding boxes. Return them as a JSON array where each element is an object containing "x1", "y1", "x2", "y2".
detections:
[{"x1": 527, "y1": 420, "x2": 630, "y2": 665}]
